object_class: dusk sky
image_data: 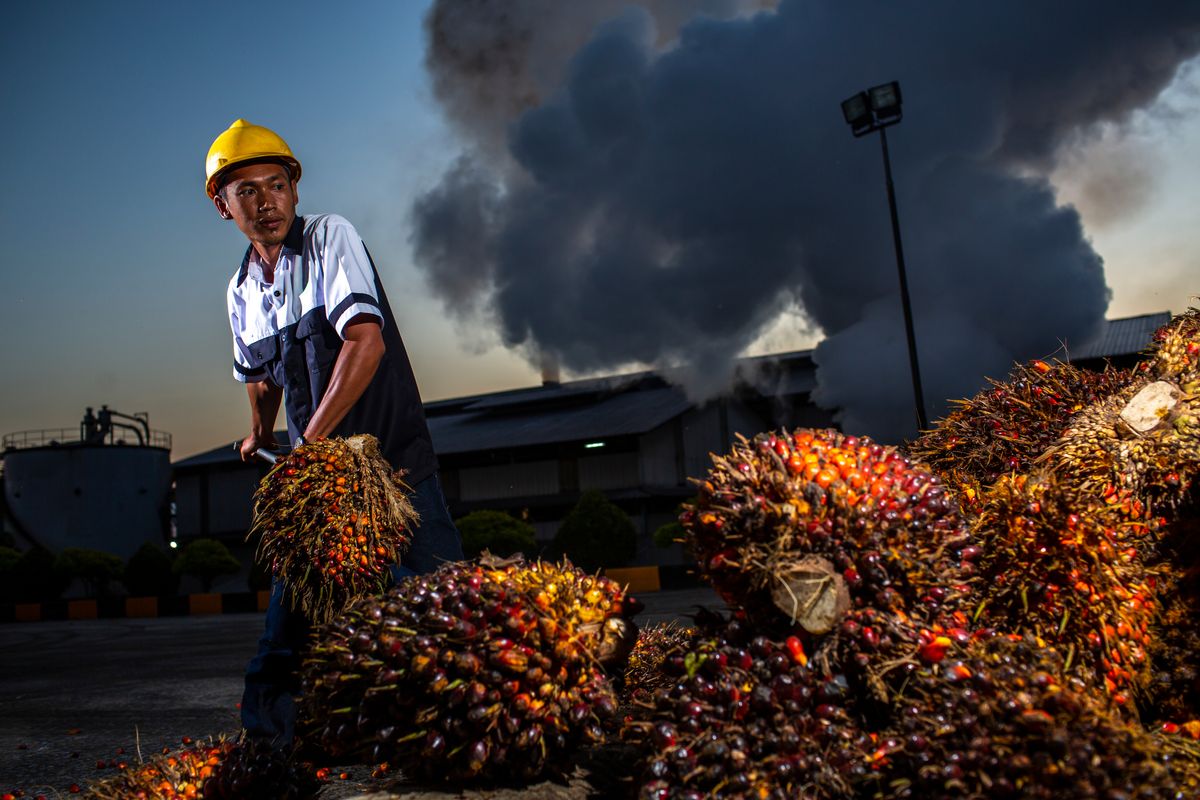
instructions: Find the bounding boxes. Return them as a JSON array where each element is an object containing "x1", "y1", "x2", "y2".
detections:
[{"x1": 2, "y1": 1, "x2": 1198, "y2": 459}]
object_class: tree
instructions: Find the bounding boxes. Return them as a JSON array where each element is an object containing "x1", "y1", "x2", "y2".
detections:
[
  {"x1": 0, "y1": 546, "x2": 20, "y2": 602},
  {"x1": 552, "y1": 490, "x2": 637, "y2": 571},
  {"x1": 123, "y1": 542, "x2": 179, "y2": 597},
  {"x1": 54, "y1": 547, "x2": 125, "y2": 597},
  {"x1": 0, "y1": 545, "x2": 19, "y2": 573},
  {"x1": 173, "y1": 538, "x2": 242, "y2": 592},
  {"x1": 455, "y1": 510, "x2": 538, "y2": 559},
  {"x1": 9, "y1": 546, "x2": 68, "y2": 602},
  {"x1": 653, "y1": 521, "x2": 685, "y2": 549}
]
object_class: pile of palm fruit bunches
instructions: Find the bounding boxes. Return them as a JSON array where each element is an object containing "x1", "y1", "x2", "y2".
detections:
[
  {"x1": 621, "y1": 306, "x2": 1200, "y2": 799},
  {"x1": 83, "y1": 308, "x2": 1200, "y2": 799}
]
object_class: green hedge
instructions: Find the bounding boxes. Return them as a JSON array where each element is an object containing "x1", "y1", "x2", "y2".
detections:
[
  {"x1": 123, "y1": 542, "x2": 179, "y2": 597},
  {"x1": 551, "y1": 490, "x2": 637, "y2": 571},
  {"x1": 173, "y1": 538, "x2": 241, "y2": 592},
  {"x1": 54, "y1": 547, "x2": 124, "y2": 597},
  {"x1": 456, "y1": 510, "x2": 538, "y2": 559}
]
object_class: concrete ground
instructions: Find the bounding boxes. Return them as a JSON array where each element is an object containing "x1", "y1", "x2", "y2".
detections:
[{"x1": 0, "y1": 587, "x2": 722, "y2": 799}]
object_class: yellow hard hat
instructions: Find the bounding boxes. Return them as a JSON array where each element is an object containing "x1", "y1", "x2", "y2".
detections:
[{"x1": 205, "y1": 119, "x2": 302, "y2": 198}]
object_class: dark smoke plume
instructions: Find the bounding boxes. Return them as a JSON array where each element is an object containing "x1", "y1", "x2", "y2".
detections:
[{"x1": 413, "y1": 0, "x2": 1200, "y2": 442}]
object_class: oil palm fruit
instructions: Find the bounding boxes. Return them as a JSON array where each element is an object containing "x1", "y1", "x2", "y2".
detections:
[
  {"x1": 970, "y1": 469, "x2": 1157, "y2": 702},
  {"x1": 907, "y1": 358, "x2": 1136, "y2": 513},
  {"x1": 1048, "y1": 308, "x2": 1200, "y2": 513},
  {"x1": 620, "y1": 622, "x2": 699, "y2": 709},
  {"x1": 82, "y1": 737, "x2": 317, "y2": 799},
  {"x1": 250, "y1": 434, "x2": 417, "y2": 623},
  {"x1": 1143, "y1": 504, "x2": 1200, "y2": 727},
  {"x1": 682, "y1": 429, "x2": 972, "y2": 637},
  {"x1": 624, "y1": 615, "x2": 864, "y2": 800},
  {"x1": 200, "y1": 738, "x2": 320, "y2": 799},
  {"x1": 298, "y1": 555, "x2": 638, "y2": 783},
  {"x1": 870, "y1": 632, "x2": 1187, "y2": 799}
]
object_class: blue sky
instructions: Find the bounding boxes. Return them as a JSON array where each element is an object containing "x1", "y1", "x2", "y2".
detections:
[
  {"x1": 1, "y1": 2, "x2": 1197, "y2": 458},
  {"x1": 0, "y1": 0, "x2": 543, "y2": 458}
]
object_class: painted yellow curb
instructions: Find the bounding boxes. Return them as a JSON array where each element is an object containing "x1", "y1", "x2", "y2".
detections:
[
  {"x1": 125, "y1": 597, "x2": 159, "y2": 618},
  {"x1": 14, "y1": 603, "x2": 41, "y2": 622},
  {"x1": 604, "y1": 566, "x2": 661, "y2": 593},
  {"x1": 68, "y1": 599, "x2": 98, "y2": 620},
  {"x1": 188, "y1": 593, "x2": 223, "y2": 615}
]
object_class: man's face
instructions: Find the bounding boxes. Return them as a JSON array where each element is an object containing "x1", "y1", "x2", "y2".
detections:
[{"x1": 212, "y1": 162, "x2": 298, "y2": 248}]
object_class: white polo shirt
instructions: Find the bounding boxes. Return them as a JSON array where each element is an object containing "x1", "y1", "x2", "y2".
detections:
[{"x1": 227, "y1": 213, "x2": 385, "y2": 384}]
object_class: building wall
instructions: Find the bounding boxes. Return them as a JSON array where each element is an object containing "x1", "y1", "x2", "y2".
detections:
[
  {"x1": 174, "y1": 464, "x2": 260, "y2": 540},
  {"x1": 681, "y1": 403, "x2": 726, "y2": 482},
  {"x1": 638, "y1": 422, "x2": 682, "y2": 487},
  {"x1": 459, "y1": 460, "x2": 560, "y2": 501},
  {"x1": 578, "y1": 451, "x2": 640, "y2": 491}
]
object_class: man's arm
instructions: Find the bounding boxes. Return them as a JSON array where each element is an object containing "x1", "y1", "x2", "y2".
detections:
[
  {"x1": 302, "y1": 314, "x2": 386, "y2": 441},
  {"x1": 240, "y1": 380, "x2": 283, "y2": 462}
]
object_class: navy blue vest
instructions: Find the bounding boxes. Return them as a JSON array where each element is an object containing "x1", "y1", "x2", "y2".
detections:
[{"x1": 235, "y1": 217, "x2": 438, "y2": 484}]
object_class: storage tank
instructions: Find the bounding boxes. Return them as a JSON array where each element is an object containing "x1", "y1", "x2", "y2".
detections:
[{"x1": 2, "y1": 407, "x2": 172, "y2": 559}]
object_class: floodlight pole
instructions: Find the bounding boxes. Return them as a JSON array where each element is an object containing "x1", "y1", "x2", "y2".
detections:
[{"x1": 876, "y1": 125, "x2": 928, "y2": 432}]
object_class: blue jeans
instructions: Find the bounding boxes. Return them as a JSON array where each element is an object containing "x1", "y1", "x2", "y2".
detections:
[{"x1": 241, "y1": 472, "x2": 463, "y2": 745}]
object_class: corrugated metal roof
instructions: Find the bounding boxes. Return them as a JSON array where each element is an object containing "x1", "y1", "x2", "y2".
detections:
[
  {"x1": 1070, "y1": 312, "x2": 1170, "y2": 361},
  {"x1": 428, "y1": 386, "x2": 693, "y2": 455}
]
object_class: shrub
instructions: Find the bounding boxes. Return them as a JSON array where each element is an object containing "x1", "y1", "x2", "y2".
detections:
[
  {"x1": 173, "y1": 538, "x2": 242, "y2": 592},
  {"x1": 247, "y1": 553, "x2": 273, "y2": 592},
  {"x1": 653, "y1": 521, "x2": 685, "y2": 549},
  {"x1": 455, "y1": 510, "x2": 537, "y2": 559},
  {"x1": 552, "y1": 490, "x2": 637, "y2": 571},
  {"x1": 0, "y1": 546, "x2": 20, "y2": 602},
  {"x1": 0, "y1": 545, "x2": 19, "y2": 573},
  {"x1": 123, "y1": 542, "x2": 179, "y2": 597},
  {"x1": 9, "y1": 546, "x2": 67, "y2": 602},
  {"x1": 54, "y1": 547, "x2": 124, "y2": 597}
]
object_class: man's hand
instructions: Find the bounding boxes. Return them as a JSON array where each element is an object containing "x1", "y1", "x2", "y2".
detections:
[
  {"x1": 243, "y1": 380, "x2": 284, "y2": 462},
  {"x1": 239, "y1": 430, "x2": 278, "y2": 462}
]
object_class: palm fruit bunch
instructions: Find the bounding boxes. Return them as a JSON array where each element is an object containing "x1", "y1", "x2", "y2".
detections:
[
  {"x1": 298, "y1": 555, "x2": 639, "y2": 783},
  {"x1": 82, "y1": 737, "x2": 317, "y2": 799},
  {"x1": 1142, "y1": 504, "x2": 1200, "y2": 726},
  {"x1": 250, "y1": 434, "x2": 417, "y2": 623},
  {"x1": 681, "y1": 429, "x2": 972, "y2": 636},
  {"x1": 623, "y1": 615, "x2": 869, "y2": 800},
  {"x1": 200, "y1": 739, "x2": 320, "y2": 799},
  {"x1": 1047, "y1": 308, "x2": 1200, "y2": 513},
  {"x1": 868, "y1": 631, "x2": 1190, "y2": 799},
  {"x1": 906, "y1": 358, "x2": 1137, "y2": 513},
  {"x1": 1152, "y1": 729, "x2": 1200, "y2": 796},
  {"x1": 620, "y1": 622, "x2": 699, "y2": 708},
  {"x1": 970, "y1": 469, "x2": 1158, "y2": 702},
  {"x1": 963, "y1": 310, "x2": 1200, "y2": 702}
]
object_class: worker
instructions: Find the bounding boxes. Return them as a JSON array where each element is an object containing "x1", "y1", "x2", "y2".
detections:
[{"x1": 205, "y1": 119, "x2": 464, "y2": 747}]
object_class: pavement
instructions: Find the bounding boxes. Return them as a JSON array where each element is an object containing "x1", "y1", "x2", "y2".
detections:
[{"x1": 0, "y1": 587, "x2": 723, "y2": 799}]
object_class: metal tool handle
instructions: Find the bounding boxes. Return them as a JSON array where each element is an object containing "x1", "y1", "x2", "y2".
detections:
[{"x1": 254, "y1": 449, "x2": 280, "y2": 465}]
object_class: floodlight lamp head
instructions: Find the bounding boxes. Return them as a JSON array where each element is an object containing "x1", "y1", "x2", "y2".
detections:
[
  {"x1": 868, "y1": 81, "x2": 902, "y2": 122},
  {"x1": 841, "y1": 91, "x2": 874, "y2": 137}
]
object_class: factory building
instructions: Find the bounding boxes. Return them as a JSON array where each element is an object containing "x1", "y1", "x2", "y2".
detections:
[{"x1": 169, "y1": 311, "x2": 1169, "y2": 572}]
